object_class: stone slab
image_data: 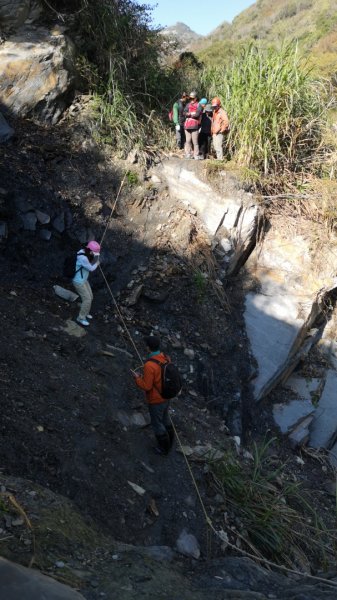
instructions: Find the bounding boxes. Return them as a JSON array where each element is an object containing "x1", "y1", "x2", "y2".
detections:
[
  {"x1": 273, "y1": 399, "x2": 315, "y2": 434},
  {"x1": 309, "y1": 370, "x2": 337, "y2": 449},
  {"x1": 284, "y1": 375, "x2": 321, "y2": 402},
  {"x1": 61, "y1": 319, "x2": 87, "y2": 338},
  {"x1": 0, "y1": 557, "x2": 85, "y2": 600},
  {"x1": 288, "y1": 415, "x2": 314, "y2": 449},
  {"x1": 244, "y1": 292, "x2": 304, "y2": 400}
]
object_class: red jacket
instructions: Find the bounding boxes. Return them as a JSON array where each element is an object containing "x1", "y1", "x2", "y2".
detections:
[
  {"x1": 184, "y1": 101, "x2": 201, "y2": 131},
  {"x1": 135, "y1": 353, "x2": 170, "y2": 404}
]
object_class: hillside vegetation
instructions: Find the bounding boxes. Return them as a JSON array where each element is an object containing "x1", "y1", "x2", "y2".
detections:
[{"x1": 195, "y1": 0, "x2": 337, "y2": 77}]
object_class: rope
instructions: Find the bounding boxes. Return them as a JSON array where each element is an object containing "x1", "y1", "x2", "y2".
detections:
[
  {"x1": 99, "y1": 265, "x2": 143, "y2": 365},
  {"x1": 96, "y1": 175, "x2": 337, "y2": 589},
  {"x1": 100, "y1": 172, "x2": 127, "y2": 247}
]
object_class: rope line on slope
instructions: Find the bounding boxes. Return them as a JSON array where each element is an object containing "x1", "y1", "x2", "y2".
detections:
[
  {"x1": 97, "y1": 177, "x2": 337, "y2": 590},
  {"x1": 100, "y1": 172, "x2": 127, "y2": 248}
]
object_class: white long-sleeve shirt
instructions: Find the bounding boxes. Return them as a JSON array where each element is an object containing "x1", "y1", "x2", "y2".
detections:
[{"x1": 73, "y1": 251, "x2": 99, "y2": 283}]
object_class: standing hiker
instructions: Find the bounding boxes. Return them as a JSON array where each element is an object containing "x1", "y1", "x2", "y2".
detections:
[
  {"x1": 172, "y1": 91, "x2": 188, "y2": 150},
  {"x1": 198, "y1": 103, "x2": 213, "y2": 160},
  {"x1": 72, "y1": 241, "x2": 101, "y2": 327},
  {"x1": 184, "y1": 91, "x2": 202, "y2": 160},
  {"x1": 132, "y1": 336, "x2": 175, "y2": 455},
  {"x1": 211, "y1": 97, "x2": 230, "y2": 160}
]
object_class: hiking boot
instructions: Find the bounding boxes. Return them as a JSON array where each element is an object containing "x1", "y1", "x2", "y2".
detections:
[
  {"x1": 166, "y1": 425, "x2": 175, "y2": 449},
  {"x1": 184, "y1": 154, "x2": 193, "y2": 159},
  {"x1": 77, "y1": 317, "x2": 90, "y2": 327},
  {"x1": 194, "y1": 155, "x2": 203, "y2": 160},
  {"x1": 155, "y1": 433, "x2": 170, "y2": 455},
  {"x1": 86, "y1": 314, "x2": 93, "y2": 320}
]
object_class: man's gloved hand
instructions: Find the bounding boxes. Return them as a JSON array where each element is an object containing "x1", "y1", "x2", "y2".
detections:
[{"x1": 175, "y1": 124, "x2": 180, "y2": 131}]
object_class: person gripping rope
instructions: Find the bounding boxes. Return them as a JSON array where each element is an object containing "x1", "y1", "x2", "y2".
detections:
[
  {"x1": 72, "y1": 241, "x2": 100, "y2": 327},
  {"x1": 132, "y1": 336, "x2": 174, "y2": 455}
]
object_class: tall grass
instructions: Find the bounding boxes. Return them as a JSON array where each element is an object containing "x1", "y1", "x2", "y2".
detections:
[
  {"x1": 209, "y1": 437, "x2": 336, "y2": 569},
  {"x1": 200, "y1": 44, "x2": 332, "y2": 174}
]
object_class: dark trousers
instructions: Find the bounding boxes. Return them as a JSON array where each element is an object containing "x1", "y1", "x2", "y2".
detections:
[
  {"x1": 148, "y1": 401, "x2": 170, "y2": 435},
  {"x1": 198, "y1": 132, "x2": 211, "y2": 158},
  {"x1": 176, "y1": 127, "x2": 186, "y2": 149},
  {"x1": 148, "y1": 401, "x2": 174, "y2": 453}
]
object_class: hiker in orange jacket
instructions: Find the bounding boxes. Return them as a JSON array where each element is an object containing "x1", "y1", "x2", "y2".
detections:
[
  {"x1": 211, "y1": 97, "x2": 229, "y2": 160},
  {"x1": 132, "y1": 335, "x2": 174, "y2": 455}
]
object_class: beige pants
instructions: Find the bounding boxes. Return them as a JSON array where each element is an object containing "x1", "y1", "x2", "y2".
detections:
[
  {"x1": 73, "y1": 280, "x2": 93, "y2": 320},
  {"x1": 212, "y1": 132, "x2": 224, "y2": 160},
  {"x1": 185, "y1": 130, "x2": 199, "y2": 158}
]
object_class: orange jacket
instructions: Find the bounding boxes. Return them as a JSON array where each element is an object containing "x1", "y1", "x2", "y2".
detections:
[
  {"x1": 211, "y1": 107, "x2": 229, "y2": 135},
  {"x1": 135, "y1": 353, "x2": 169, "y2": 404}
]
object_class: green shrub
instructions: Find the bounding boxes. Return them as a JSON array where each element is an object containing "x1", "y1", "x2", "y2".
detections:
[{"x1": 43, "y1": 0, "x2": 179, "y2": 155}]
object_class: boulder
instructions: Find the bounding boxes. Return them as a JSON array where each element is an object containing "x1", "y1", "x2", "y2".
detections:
[
  {"x1": 0, "y1": 112, "x2": 14, "y2": 142},
  {"x1": 0, "y1": 556, "x2": 85, "y2": 600},
  {"x1": 0, "y1": 26, "x2": 75, "y2": 124}
]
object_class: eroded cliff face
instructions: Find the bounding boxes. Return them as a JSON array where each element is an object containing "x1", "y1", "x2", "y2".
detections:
[{"x1": 0, "y1": 0, "x2": 75, "y2": 123}]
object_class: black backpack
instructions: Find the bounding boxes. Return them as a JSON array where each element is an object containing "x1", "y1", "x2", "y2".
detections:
[
  {"x1": 148, "y1": 357, "x2": 182, "y2": 400},
  {"x1": 63, "y1": 251, "x2": 84, "y2": 279}
]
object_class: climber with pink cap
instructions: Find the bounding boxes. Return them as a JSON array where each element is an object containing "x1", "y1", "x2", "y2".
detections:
[{"x1": 72, "y1": 240, "x2": 101, "y2": 326}]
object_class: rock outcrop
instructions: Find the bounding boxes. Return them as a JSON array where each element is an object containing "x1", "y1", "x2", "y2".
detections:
[
  {"x1": 160, "y1": 159, "x2": 259, "y2": 275},
  {"x1": 0, "y1": 26, "x2": 76, "y2": 123}
]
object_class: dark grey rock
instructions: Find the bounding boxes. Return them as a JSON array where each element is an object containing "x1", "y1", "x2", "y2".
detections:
[
  {"x1": 0, "y1": 112, "x2": 14, "y2": 143},
  {"x1": 15, "y1": 195, "x2": 33, "y2": 213},
  {"x1": 35, "y1": 210, "x2": 50, "y2": 225},
  {"x1": 21, "y1": 211, "x2": 37, "y2": 231},
  {"x1": 0, "y1": 221, "x2": 8, "y2": 240},
  {"x1": 0, "y1": 556, "x2": 85, "y2": 599},
  {"x1": 176, "y1": 529, "x2": 200, "y2": 559},
  {"x1": 142, "y1": 288, "x2": 169, "y2": 303},
  {"x1": 52, "y1": 212, "x2": 65, "y2": 233},
  {"x1": 39, "y1": 229, "x2": 52, "y2": 241}
]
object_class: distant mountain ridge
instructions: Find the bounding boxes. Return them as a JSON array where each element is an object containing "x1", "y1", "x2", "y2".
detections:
[
  {"x1": 160, "y1": 21, "x2": 203, "y2": 52},
  {"x1": 194, "y1": 0, "x2": 337, "y2": 75}
]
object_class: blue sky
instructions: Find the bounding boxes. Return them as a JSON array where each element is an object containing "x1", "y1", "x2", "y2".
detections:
[{"x1": 140, "y1": 1, "x2": 254, "y2": 36}]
